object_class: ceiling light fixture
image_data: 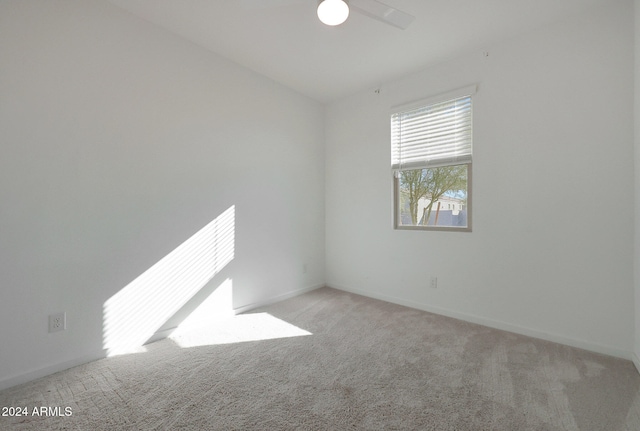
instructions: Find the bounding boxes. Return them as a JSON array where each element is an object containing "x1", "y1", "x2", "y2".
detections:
[{"x1": 317, "y1": 0, "x2": 349, "y2": 26}]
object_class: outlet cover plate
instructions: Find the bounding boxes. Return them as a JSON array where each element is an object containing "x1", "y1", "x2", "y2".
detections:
[{"x1": 49, "y1": 312, "x2": 66, "y2": 333}]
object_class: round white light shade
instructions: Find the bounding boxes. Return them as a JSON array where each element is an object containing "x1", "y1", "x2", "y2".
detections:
[{"x1": 317, "y1": 0, "x2": 349, "y2": 26}]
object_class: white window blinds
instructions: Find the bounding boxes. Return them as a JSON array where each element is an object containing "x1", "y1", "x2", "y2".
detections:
[{"x1": 391, "y1": 86, "x2": 474, "y2": 171}]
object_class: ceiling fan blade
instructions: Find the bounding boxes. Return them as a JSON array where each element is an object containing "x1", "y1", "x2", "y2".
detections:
[
  {"x1": 242, "y1": 0, "x2": 415, "y2": 30},
  {"x1": 241, "y1": 0, "x2": 305, "y2": 10},
  {"x1": 349, "y1": 0, "x2": 415, "y2": 30}
]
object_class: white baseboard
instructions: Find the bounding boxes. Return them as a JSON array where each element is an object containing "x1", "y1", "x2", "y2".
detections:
[
  {"x1": 0, "y1": 351, "x2": 106, "y2": 392},
  {"x1": 146, "y1": 327, "x2": 177, "y2": 345},
  {"x1": 145, "y1": 284, "x2": 325, "y2": 344},
  {"x1": 632, "y1": 353, "x2": 640, "y2": 375},
  {"x1": 147, "y1": 284, "x2": 324, "y2": 343},
  {"x1": 328, "y1": 283, "x2": 633, "y2": 361},
  {"x1": 233, "y1": 283, "x2": 324, "y2": 315}
]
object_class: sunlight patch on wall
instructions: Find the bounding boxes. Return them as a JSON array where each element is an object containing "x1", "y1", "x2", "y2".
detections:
[
  {"x1": 103, "y1": 206, "x2": 235, "y2": 356},
  {"x1": 174, "y1": 278, "x2": 235, "y2": 331},
  {"x1": 170, "y1": 312, "x2": 312, "y2": 348}
]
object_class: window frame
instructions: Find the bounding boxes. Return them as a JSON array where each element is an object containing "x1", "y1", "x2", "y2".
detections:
[
  {"x1": 393, "y1": 163, "x2": 472, "y2": 232},
  {"x1": 391, "y1": 85, "x2": 476, "y2": 232}
]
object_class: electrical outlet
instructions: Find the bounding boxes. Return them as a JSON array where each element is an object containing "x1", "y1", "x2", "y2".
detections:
[
  {"x1": 430, "y1": 276, "x2": 438, "y2": 289},
  {"x1": 49, "y1": 312, "x2": 66, "y2": 333}
]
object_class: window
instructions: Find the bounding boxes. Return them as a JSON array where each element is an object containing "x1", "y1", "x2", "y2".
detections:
[{"x1": 391, "y1": 85, "x2": 475, "y2": 231}]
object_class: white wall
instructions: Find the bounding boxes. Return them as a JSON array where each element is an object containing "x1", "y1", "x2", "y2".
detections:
[
  {"x1": 0, "y1": 0, "x2": 325, "y2": 388},
  {"x1": 635, "y1": 0, "x2": 640, "y2": 370},
  {"x1": 326, "y1": 1, "x2": 635, "y2": 357}
]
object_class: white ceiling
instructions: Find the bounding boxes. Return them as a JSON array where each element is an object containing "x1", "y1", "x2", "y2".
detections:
[{"x1": 106, "y1": 0, "x2": 616, "y2": 103}]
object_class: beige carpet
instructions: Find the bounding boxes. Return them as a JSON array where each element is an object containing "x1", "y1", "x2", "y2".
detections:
[{"x1": 1, "y1": 287, "x2": 640, "y2": 430}]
